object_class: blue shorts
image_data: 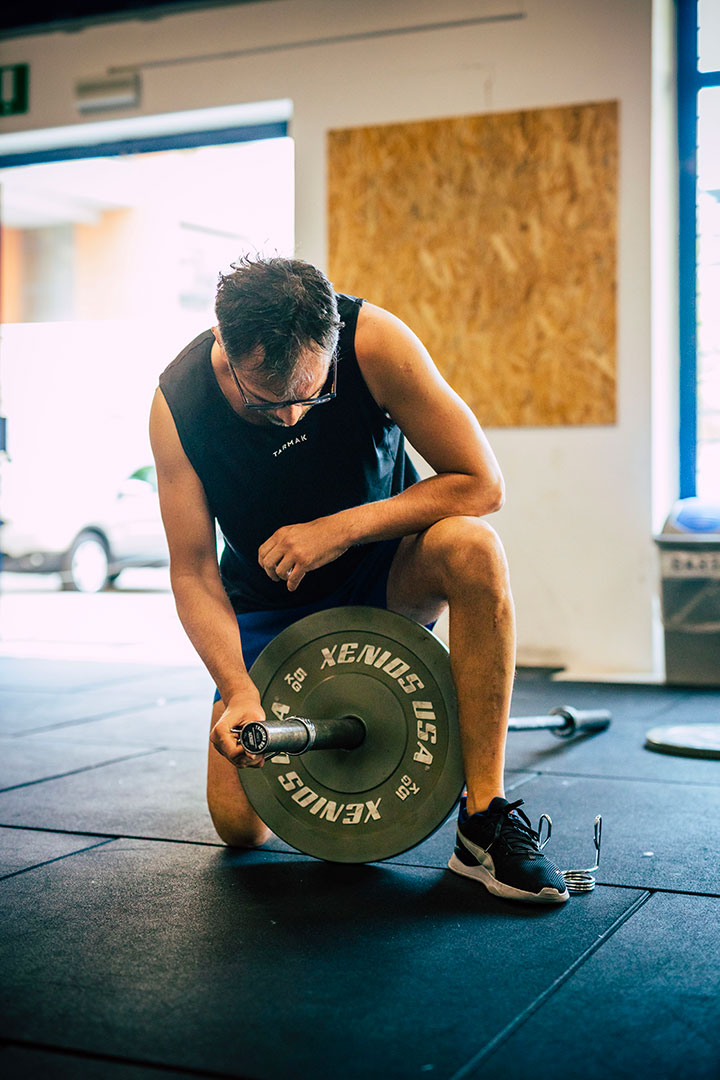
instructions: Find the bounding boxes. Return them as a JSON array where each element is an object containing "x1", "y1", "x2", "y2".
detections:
[{"x1": 213, "y1": 538, "x2": 405, "y2": 704}]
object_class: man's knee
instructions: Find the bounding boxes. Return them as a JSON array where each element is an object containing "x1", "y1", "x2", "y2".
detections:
[
  {"x1": 424, "y1": 516, "x2": 511, "y2": 598},
  {"x1": 210, "y1": 811, "x2": 272, "y2": 849}
]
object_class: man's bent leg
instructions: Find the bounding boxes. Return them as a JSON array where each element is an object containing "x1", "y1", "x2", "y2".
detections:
[
  {"x1": 386, "y1": 516, "x2": 516, "y2": 815},
  {"x1": 387, "y1": 517, "x2": 568, "y2": 903},
  {"x1": 207, "y1": 698, "x2": 273, "y2": 847}
]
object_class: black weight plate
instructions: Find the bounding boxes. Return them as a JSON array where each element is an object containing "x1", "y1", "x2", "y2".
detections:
[
  {"x1": 241, "y1": 606, "x2": 464, "y2": 863},
  {"x1": 645, "y1": 723, "x2": 720, "y2": 759}
]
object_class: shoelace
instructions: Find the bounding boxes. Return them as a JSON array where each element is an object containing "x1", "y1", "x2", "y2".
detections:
[{"x1": 485, "y1": 799, "x2": 544, "y2": 856}]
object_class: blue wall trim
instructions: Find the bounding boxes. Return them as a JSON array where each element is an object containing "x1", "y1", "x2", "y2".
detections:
[
  {"x1": 0, "y1": 120, "x2": 288, "y2": 169},
  {"x1": 677, "y1": 0, "x2": 699, "y2": 498}
]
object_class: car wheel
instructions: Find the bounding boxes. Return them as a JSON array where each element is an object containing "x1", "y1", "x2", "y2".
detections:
[{"x1": 64, "y1": 531, "x2": 111, "y2": 593}]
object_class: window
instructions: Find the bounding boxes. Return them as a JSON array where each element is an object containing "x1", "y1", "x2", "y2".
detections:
[
  {"x1": 0, "y1": 123, "x2": 293, "y2": 540},
  {"x1": 678, "y1": 0, "x2": 720, "y2": 499}
]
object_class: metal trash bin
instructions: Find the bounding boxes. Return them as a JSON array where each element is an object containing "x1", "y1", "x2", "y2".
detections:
[{"x1": 654, "y1": 498, "x2": 720, "y2": 686}]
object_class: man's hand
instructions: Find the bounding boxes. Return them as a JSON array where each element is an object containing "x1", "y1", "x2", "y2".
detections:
[
  {"x1": 210, "y1": 690, "x2": 268, "y2": 769},
  {"x1": 258, "y1": 517, "x2": 350, "y2": 591}
]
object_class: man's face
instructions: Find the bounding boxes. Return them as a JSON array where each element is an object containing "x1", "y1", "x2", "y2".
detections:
[{"x1": 220, "y1": 337, "x2": 333, "y2": 428}]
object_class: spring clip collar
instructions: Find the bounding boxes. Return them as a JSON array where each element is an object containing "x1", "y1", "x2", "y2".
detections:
[
  {"x1": 536, "y1": 814, "x2": 603, "y2": 894},
  {"x1": 562, "y1": 816, "x2": 603, "y2": 893}
]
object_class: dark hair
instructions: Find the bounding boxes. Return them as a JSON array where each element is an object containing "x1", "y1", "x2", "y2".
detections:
[{"x1": 214, "y1": 256, "x2": 342, "y2": 389}]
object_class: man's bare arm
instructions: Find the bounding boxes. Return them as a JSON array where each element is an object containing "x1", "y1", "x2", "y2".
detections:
[
  {"x1": 149, "y1": 388, "x2": 264, "y2": 765},
  {"x1": 344, "y1": 302, "x2": 504, "y2": 537}
]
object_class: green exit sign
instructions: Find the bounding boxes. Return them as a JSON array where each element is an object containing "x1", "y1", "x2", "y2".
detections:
[{"x1": 0, "y1": 64, "x2": 29, "y2": 117}]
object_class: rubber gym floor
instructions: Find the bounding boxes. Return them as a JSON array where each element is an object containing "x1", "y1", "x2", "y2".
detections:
[{"x1": 1, "y1": 655, "x2": 718, "y2": 1080}]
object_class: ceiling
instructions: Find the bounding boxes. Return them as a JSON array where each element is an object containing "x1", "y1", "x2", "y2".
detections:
[{"x1": 0, "y1": 0, "x2": 279, "y2": 39}]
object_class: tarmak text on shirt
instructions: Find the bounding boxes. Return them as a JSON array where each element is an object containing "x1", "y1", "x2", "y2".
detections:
[{"x1": 273, "y1": 434, "x2": 308, "y2": 458}]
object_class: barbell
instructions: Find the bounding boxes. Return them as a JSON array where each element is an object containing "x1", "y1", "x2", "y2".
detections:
[{"x1": 236, "y1": 606, "x2": 610, "y2": 864}]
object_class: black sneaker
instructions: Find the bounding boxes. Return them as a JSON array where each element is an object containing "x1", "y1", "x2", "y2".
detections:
[{"x1": 448, "y1": 796, "x2": 569, "y2": 905}]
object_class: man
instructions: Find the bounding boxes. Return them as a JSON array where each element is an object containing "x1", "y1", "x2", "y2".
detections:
[{"x1": 150, "y1": 256, "x2": 569, "y2": 905}]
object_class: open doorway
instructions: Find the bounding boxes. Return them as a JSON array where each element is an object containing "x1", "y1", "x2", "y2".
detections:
[{"x1": 0, "y1": 129, "x2": 294, "y2": 662}]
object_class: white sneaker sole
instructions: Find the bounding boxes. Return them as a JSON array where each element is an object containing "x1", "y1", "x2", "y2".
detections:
[{"x1": 448, "y1": 852, "x2": 570, "y2": 905}]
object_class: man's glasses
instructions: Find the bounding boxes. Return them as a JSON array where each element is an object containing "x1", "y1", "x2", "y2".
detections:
[{"x1": 227, "y1": 352, "x2": 338, "y2": 411}]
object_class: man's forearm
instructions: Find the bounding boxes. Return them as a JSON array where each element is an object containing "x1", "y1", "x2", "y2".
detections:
[
  {"x1": 336, "y1": 472, "x2": 503, "y2": 547},
  {"x1": 171, "y1": 570, "x2": 254, "y2": 704}
]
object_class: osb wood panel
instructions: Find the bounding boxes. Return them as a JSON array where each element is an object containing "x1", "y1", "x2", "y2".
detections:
[{"x1": 327, "y1": 102, "x2": 617, "y2": 427}]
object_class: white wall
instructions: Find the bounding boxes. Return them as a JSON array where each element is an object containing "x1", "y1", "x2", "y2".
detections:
[{"x1": 0, "y1": 0, "x2": 676, "y2": 675}]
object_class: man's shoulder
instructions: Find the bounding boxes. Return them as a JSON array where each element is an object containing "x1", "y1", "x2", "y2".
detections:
[{"x1": 160, "y1": 328, "x2": 214, "y2": 382}]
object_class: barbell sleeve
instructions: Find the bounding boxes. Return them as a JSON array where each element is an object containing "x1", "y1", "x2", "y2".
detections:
[
  {"x1": 548, "y1": 707, "x2": 612, "y2": 738},
  {"x1": 232, "y1": 715, "x2": 366, "y2": 756},
  {"x1": 507, "y1": 707, "x2": 611, "y2": 738}
]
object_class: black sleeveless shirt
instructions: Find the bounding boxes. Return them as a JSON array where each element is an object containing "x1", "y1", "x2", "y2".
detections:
[{"x1": 158, "y1": 294, "x2": 419, "y2": 612}]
